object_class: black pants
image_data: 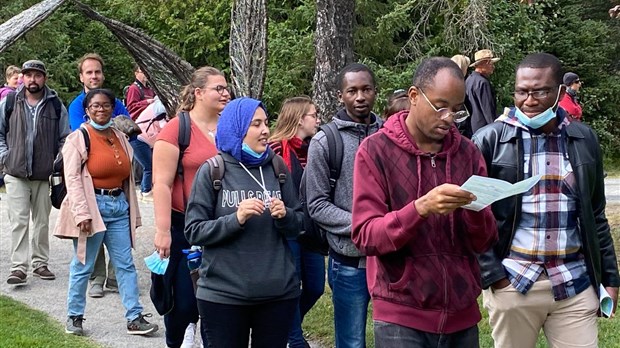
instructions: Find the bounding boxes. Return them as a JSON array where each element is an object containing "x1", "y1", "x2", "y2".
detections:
[
  {"x1": 165, "y1": 212, "x2": 204, "y2": 348},
  {"x1": 197, "y1": 298, "x2": 297, "y2": 348},
  {"x1": 374, "y1": 320, "x2": 479, "y2": 348}
]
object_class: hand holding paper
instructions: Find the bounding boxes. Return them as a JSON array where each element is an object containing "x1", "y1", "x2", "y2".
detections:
[
  {"x1": 459, "y1": 174, "x2": 543, "y2": 211},
  {"x1": 415, "y1": 183, "x2": 476, "y2": 217}
]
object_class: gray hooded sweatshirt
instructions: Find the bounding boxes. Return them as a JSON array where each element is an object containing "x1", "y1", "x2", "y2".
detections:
[
  {"x1": 305, "y1": 109, "x2": 382, "y2": 267},
  {"x1": 185, "y1": 151, "x2": 303, "y2": 305}
]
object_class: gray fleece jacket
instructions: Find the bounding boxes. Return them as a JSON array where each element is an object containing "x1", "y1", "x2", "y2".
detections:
[
  {"x1": 305, "y1": 109, "x2": 382, "y2": 265},
  {"x1": 185, "y1": 151, "x2": 303, "y2": 305}
]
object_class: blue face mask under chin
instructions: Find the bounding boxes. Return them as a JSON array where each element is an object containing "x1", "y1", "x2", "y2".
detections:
[
  {"x1": 242, "y1": 142, "x2": 265, "y2": 158},
  {"x1": 515, "y1": 86, "x2": 562, "y2": 129},
  {"x1": 89, "y1": 119, "x2": 113, "y2": 130}
]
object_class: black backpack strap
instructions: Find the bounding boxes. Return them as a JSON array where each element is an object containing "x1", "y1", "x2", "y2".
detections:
[
  {"x1": 320, "y1": 122, "x2": 344, "y2": 199},
  {"x1": 79, "y1": 127, "x2": 90, "y2": 155},
  {"x1": 177, "y1": 111, "x2": 191, "y2": 177},
  {"x1": 51, "y1": 97, "x2": 62, "y2": 119},
  {"x1": 177, "y1": 111, "x2": 191, "y2": 207},
  {"x1": 271, "y1": 154, "x2": 287, "y2": 185},
  {"x1": 4, "y1": 91, "x2": 16, "y2": 134},
  {"x1": 134, "y1": 81, "x2": 145, "y2": 100},
  {"x1": 207, "y1": 155, "x2": 226, "y2": 191}
]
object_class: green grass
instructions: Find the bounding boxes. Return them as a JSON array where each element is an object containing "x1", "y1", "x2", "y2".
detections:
[
  {"x1": 604, "y1": 159, "x2": 620, "y2": 178},
  {"x1": 303, "y1": 206, "x2": 620, "y2": 347},
  {"x1": 0, "y1": 295, "x2": 101, "y2": 348}
]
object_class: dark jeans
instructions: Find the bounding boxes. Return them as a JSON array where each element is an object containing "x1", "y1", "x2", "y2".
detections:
[
  {"x1": 164, "y1": 212, "x2": 204, "y2": 348},
  {"x1": 129, "y1": 138, "x2": 152, "y2": 193},
  {"x1": 287, "y1": 240, "x2": 325, "y2": 347},
  {"x1": 374, "y1": 321, "x2": 479, "y2": 348},
  {"x1": 197, "y1": 298, "x2": 297, "y2": 348}
]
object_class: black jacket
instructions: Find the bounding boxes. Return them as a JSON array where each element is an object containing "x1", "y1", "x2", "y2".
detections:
[
  {"x1": 472, "y1": 111, "x2": 620, "y2": 291},
  {"x1": 466, "y1": 71, "x2": 497, "y2": 134}
]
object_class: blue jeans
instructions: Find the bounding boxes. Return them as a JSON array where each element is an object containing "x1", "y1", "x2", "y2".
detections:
[
  {"x1": 288, "y1": 240, "x2": 326, "y2": 347},
  {"x1": 374, "y1": 321, "x2": 479, "y2": 348},
  {"x1": 328, "y1": 256, "x2": 370, "y2": 348},
  {"x1": 130, "y1": 138, "x2": 152, "y2": 193},
  {"x1": 67, "y1": 192, "x2": 143, "y2": 321}
]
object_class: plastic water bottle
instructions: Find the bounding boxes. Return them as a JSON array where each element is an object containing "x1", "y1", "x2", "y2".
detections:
[{"x1": 183, "y1": 246, "x2": 202, "y2": 271}]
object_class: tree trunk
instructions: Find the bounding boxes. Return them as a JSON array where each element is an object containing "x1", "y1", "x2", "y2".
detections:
[
  {"x1": 312, "y1": 0, "x2": 355, "y2": 121},
  {"x1": 0, "y1": 0, "x2": 66, "y2": 53},
  {"x1": 72, "y1": 0, "x2": 195, "y2": 116},
  {"x1": 229, "y1": 0, "x2": 268, "y2": 99}
]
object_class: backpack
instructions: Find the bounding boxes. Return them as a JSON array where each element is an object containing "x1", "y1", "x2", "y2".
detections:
[
  {"x1": 205, "y1": 153, "x2": 287, "y2": 192},
  {"x1": 49, "y1": 127, "x2": 90, "y2": 209},
  {"x1": 298, "y1": 122, "x2": 344, "y2": 255},
  {"x1": 4, "y1": 91, "x2": 62, "y2": 134},
  {"x1": 177, "y1": 111, "x2": 287, "y2": 193},
  {"x1": 122, "y1": 81, "x2": 145, "y2": 106}
]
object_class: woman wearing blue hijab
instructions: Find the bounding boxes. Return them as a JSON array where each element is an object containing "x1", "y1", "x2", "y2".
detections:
[{"x1": 184, "y1": 97, "x2": 303, "y2": 348}]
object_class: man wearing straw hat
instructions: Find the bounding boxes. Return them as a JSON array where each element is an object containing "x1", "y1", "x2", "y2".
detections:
[{"x1": 466, "y1": 49, "x2": 500, "y2": 133}]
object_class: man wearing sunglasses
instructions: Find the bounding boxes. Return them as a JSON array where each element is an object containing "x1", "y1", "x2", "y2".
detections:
[
  {"x1": 558, "y1": 72, "x2": 583, "y2": 121},
  {"x1": 473, "y1": 53, "x2": 619, "y2": 347},
  {"x1": 351, "y1": 57, "x2": 497, "y2": 347}
]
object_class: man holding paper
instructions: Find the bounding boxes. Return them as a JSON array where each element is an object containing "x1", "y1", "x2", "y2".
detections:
[
  {"x1": 473, "y1": 53, "x2": 619, "y2": 348},
  {"x1": 351, "y1": 57, "x2": 497, "y2": 347}
]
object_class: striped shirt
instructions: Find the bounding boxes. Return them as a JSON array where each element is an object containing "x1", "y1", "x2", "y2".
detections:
[{"x1": 501, "y1": 114, "x2": 589, "y2": 301}]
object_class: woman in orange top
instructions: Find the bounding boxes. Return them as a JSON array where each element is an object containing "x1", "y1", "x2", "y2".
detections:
[
  {"x1": 56, "y1": 89, "x2": 157, "y2": 337},
  {"x1": 152, "y1": 67, "x2": 231, "y2": 347}
]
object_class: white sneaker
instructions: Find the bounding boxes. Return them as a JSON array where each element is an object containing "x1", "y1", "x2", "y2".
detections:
[
  {"x1": 180, "y1": 323, "x2": 196, "y2": 348},
  {"x1": 141, "y1": 191, "x2": 154, "y2": 203}
]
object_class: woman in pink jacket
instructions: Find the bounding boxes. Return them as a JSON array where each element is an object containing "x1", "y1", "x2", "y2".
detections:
[{"x1": 54, "y1": 89, "x2": 157, "y2": 337}]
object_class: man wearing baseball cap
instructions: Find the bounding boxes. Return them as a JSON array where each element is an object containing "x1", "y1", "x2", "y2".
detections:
[
  {"x1": 559, "y1": 72, "x2": 583, "y2": 121},
  {"x1": 466, "y1": 49, "x2": 500, "y2": 134},
  {"x1": 0, "y1": 59, "x2": 71, "y2": 285}
]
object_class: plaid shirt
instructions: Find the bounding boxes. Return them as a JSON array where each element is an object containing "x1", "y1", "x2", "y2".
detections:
[{"x1": 501, "y1": 114, "x2": 589, "y2": 301}]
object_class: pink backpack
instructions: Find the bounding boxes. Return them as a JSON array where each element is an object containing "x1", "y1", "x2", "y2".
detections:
[{"x1": 136, "y1": 99, "x2": 168, "y2": 147}]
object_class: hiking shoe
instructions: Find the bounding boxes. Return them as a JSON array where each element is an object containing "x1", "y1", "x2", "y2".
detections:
[
  {"x1": 66, "y1": 315, "x2": 85, "y2": 336},
  {"x1": 127, "y1": 313, "x2": 158, "y2": 335},
  {"x1": 88, "y1": 283, "x2": 104, "y2": 298},
  {"x1": 141, "y1": 191, "x2": 153, "y2": 203},
  {"x1": 181, "y1": 322, "x2": 197, "y2": 348},
  {"x1": 7, "y1": 270, "x2": 27, "y2": 285},
  {"x1": 32, "y1": 266, "x2": 56, "y2": 280},
  {"x1": 105, "y1": 278, "x2": 118, "y2": 292}
]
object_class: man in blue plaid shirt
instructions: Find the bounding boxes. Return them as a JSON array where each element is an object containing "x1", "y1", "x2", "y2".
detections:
[{"x1": 473, "y1": 53, "x2": 619, "y2": 348}]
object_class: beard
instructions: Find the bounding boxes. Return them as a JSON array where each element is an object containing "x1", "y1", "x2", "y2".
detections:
[{"x1": 26, "y1": 84, "x2": 43, "y2": 94}]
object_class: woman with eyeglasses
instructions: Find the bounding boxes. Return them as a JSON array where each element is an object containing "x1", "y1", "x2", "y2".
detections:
[
  {"x1": 152, "y1": 66, "x2": 231, "y2": 348},
  {"x1": 54, "y1": 88, "x2": 157, "y2": 337},
  {"x1": 268, "y1": 96, "x2": 323, "y2": 348}
]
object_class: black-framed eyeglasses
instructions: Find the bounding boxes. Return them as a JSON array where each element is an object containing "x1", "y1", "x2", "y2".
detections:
[
  {"x1": 208, "y1": 85, "x2": 232, "y2": 96},
  {"x1": 88, "y1": 103, "x2": 113, "y2": 111},
  {"x1": 513, "y1": 89, "x2": 553, "y2": 101},
  {"x1": 416, "y1": 87, "x2": 469, "y2": 123}
]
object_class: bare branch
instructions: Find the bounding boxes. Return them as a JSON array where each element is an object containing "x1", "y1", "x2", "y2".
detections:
[
  {"x1": 0, "y1": 0, "x2": 66, "y2": 53},
  {"x1": 71, "y1": 0, "x2": 194, "y2": 116}
]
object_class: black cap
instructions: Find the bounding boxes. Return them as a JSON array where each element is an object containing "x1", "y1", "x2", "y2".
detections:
[
  {"x1": 563, "y1": 72, "x2": 579, "y2": 86},
  {"x1": 21, "y1": 60, "x2": 47, "y2": 75}
]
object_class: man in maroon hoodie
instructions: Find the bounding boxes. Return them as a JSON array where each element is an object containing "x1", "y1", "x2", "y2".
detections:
[{"x1": 351, "y1": 57, "x2": 497, "y2": 347}]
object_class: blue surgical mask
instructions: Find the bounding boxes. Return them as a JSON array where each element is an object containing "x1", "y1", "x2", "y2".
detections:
[
  {"x1": 143, "y1": 251, "x2": 169, "y2": 275},
  {"x1": 514, "y1": 86, "x2": 562, "y2": 129},
  {"x1": 242, "y1": 142, "x2": 264, "y2": 158},
  {"x1": 89, "y1": 119, "x2": 113, "y2": 130}
]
